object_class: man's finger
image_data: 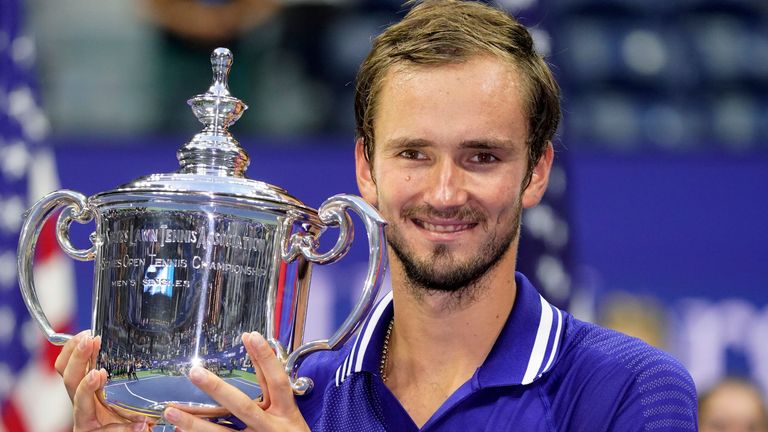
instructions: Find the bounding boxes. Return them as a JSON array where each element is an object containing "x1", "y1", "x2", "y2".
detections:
[
  {"x1": 187, "y1": 366, "x2": 265, "y2": 426},
  {"x1": 72, "y1": 369, "x2": 101, "y2": 430},
  {"x1": 63, "y1": 332, "x2": 96, "y2": 401},
  {"x1": 242, "y1": 333, "x2": 270, "y2": 409},
  {"x1": 73, "y1": 369, "x2": 150, "y2": 432},
  {"x1": 55, "y1": 330, "x2": 89, "y2": 377},
  {"x1": 253, "y1": 362, "x2": 270, "y2": 409},
  {"x1": 164, "y1": 406, "x2": 229, "y2": 432},
  {"x1": 245, "y1": 332, "x2": 294, "y2": 410}
]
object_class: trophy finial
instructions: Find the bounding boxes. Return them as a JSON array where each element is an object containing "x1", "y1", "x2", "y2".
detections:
[
  {"x1": 209, "y1": 48, "x2": 233, "y2": 97},
  {"x1": 179, "y1": 47, "x2": 250, "y2": 177},
  {"x1": 188, "y1": 47, "x2": 246, "y2": 132}
]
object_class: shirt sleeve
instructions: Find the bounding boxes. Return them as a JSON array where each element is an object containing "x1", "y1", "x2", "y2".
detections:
[
  {"x1": 554, "y1": 322, "x2": 699, "y2": 432},
  {"x1": 606, "y1": 349, "x2": 699, "y2": 431}
]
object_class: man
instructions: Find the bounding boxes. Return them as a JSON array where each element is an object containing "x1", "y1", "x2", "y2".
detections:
[
  {"x1": 699, "y1": 379, "x2": 768, "y2": 432},
  {"x1": 56, "y1": 1, "x2": 699, "y2": 430}
]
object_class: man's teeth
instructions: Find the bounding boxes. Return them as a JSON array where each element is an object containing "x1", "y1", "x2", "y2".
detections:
[{"x1": 420, "y1": 221, "x2": 472, "y2": 233}]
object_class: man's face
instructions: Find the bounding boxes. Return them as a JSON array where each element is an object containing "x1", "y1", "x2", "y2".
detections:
[{"x1": 355, "y1": 56, "x2": 552, "y2": 294}]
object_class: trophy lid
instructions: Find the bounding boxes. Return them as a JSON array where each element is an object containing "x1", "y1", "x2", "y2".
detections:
[{"x1": 93, "y1": 48, "x2": 313, "y2": 214}]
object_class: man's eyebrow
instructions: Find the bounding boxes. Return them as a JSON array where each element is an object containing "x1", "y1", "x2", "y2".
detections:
[
  {"x1": 382, "y1": 137, "x2": 432, "y2": 149},
  {"x1": 382, "y1": 137, "x2": 522, "y2": 153},
  {"x1": 460, "y1": 139, "x2": 519, "y2": 150}
]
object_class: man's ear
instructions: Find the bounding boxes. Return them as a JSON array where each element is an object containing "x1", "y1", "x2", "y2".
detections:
[
  {"x1": 355, "y1": 138, "x2": 378, "y2": 207},
  {"x1": 521, "y1": 142, "x2": 554, "y2": 208}
]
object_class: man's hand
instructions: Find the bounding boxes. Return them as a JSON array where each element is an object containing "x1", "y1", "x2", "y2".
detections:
[
  {"x1": 54, "y1": 331, "x2": 150, "y2": 431},
  {"x1": 163, "y1": 332, "x2": 310, "y2": 432}
]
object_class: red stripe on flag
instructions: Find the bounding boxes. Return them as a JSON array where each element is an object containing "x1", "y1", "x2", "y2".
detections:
[
  {"x1": 2, "y1": 399, "x2": 29, "y2": 432},
  {"x1": 43, "y1": 342, "x2": 64, "y2": 374},
  {"x1": 40, "y1": 322, "x2": 73, "y2": 374},
  {"x1": 35, "y1": 214, "x2": 60, "y2": 262}
]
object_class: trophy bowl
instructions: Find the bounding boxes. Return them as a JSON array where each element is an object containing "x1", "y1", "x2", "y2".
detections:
[{"x1": 17, "y1": 48, "x2": 387, "y2": 421}]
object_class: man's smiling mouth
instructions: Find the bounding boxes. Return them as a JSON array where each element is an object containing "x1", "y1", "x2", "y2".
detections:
[{"x1": 412, "y1": 219, "x2": 477, "y2": 233}]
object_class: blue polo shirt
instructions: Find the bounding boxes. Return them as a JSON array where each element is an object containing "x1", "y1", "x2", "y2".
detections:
[{"x1": 296, "y1": 273, "x2": 698, "y2": 431}]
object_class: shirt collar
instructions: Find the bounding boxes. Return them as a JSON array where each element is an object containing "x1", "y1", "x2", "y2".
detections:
[
  {"x1": 478, "y1": 272, "x2": 565, "y2": 387},
  {"x1": 333, "y1": 273, "x2": 564, "y2": 388},
  {"x1": 334, "y1": 290, "x2": 394, "y2": 386}
]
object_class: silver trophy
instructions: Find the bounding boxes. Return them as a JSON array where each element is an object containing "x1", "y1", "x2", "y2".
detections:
[{"x1": 17, "y1": 48, "x2": 387, "y2": 420}]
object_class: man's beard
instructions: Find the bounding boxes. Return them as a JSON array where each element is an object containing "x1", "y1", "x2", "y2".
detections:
[{"x1": 386, "y1": 199, "x2": 521, "y2": 306}]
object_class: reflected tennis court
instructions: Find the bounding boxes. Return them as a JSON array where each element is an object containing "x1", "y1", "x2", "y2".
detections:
[{"x1": 105, "y1": 373, "x2": 262, "y2": 415}]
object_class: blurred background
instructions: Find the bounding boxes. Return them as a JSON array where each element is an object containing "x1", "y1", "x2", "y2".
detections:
[{"x1": 2, "y1": 0, "x2": 767, "y2": 430}]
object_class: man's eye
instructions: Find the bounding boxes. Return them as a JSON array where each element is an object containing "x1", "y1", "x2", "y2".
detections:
[
  {"x1": 399, "y1": 150, "x2": 425, "y2": 160},
  {"x1": 470, "y1": 153, "x2": 499, "y2": 163}
]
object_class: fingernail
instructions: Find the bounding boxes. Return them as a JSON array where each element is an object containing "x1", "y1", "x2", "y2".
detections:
[
  {"x1": 249, "y1": 331, "x2": 265, "y2": 347},
  {"x1": 78, "y1": 335, "x2": 90, "y2": 351},
  {"x1": 86, "y1": 369, "x2": 97, "y2": 385},
  {"x1": 132, "y1": 420, "x2": 147, "y2": 432},
  {"x1": 164, "y1": 407, "x2": 181, "y2": 422},
  {"x1": 189, "y1": 366, "x2": 206, "y2": 383}
]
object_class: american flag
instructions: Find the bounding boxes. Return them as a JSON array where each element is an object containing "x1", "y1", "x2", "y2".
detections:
[{"x1": 1, "y1": 0, "x2": 75, "y2": 430}]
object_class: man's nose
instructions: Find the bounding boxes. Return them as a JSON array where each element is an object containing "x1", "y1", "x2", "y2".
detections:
[{"x1": 423, "y1": 159, "x2": 468, "y2": 209}]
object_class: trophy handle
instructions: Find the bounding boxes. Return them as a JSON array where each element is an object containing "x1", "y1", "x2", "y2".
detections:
[
  {"x1": 281, "y1": 194, "x2": 387, "y2": 395},
  {"x1": 17, "y1": 190, "x2": 96, "y2": 346}
]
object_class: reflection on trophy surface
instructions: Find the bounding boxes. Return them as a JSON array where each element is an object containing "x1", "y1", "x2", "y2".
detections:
[
  {"x1": 18, "y1": 47, "x2": 387, "y2": 421},
  {"x1": 95, "y1": 209, "x2": 277, "y2": 415}
]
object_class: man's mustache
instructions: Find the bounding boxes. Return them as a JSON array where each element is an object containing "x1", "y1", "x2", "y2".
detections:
[{"x1": 400, "y1": 204, "x2": 487, "y2": 225}]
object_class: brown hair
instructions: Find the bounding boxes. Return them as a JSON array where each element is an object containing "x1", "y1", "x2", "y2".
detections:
[{"x1": 354, "y1": 0, "x2": 560, "y2": 181}]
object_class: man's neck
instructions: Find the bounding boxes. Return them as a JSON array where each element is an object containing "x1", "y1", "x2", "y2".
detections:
[
  {"x1": 389, "y1": 269, "x2": 517, "y2": 376},
  {"x1": 383, "y1": 261, "x2": 517, "y2": 427}
]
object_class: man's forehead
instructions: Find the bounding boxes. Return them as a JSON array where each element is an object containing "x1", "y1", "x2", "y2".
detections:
[
  {"x1": 371, "y1": 57, "x2": 530, "y2": 149},
  {"x1": 374, "y1": 56, "x2": 530, "y2": 121}
]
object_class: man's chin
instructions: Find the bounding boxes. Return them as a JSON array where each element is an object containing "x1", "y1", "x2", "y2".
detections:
[
  {"x1": 398, "y1": 252, "x2": 490, "y2": 292},
  {"x1": 412, "y1": 277, "x2": 471, "y2": 294},
  {"x1": 399, "y1": 260, "x2": 489, "y2": 310}
]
